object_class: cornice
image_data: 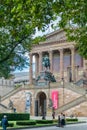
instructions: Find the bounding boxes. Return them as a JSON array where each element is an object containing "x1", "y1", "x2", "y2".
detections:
[{"x1": 31, "y1": 41, "x2": 75, "y2": 54}]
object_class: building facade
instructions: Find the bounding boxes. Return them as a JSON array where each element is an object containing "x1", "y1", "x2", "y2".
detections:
[
  {"x1": 26, "y1": 29, "x2": 87, "y2": 117},
  {"x1": 1, "y1": 29, "x2": 87, "y2": 117},
  {"x1": 29, "y1": 29, "x2": 87, "y2": 84}
]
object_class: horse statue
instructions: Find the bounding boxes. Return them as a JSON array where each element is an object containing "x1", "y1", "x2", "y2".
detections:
[{"x1": 42, "y1": 55, "x2": 50, "y2": 70}]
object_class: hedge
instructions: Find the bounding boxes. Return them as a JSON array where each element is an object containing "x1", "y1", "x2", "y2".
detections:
[
  {"x1": 16, "y1": 120, "x2": 36, "y2": 125},
  {"x1": 16, "y1": 120, "x2": 53, "y2": 126},
  {"x1": 36, "y1": 120, "x2": 53, "y2": 124},
  {"x1": 8, "y1": 123, "x2": 14, "y2": 127},
  {"x1": 0, "y1": 113, "x2": 30, "y2": 121},
  {"x1": 66, "y1": 118, "x2": 78, "y2": 122}
]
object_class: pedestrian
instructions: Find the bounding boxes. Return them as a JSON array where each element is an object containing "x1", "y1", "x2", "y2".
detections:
[
  {"x1": 1, "y1": 115, "x2": 8, "y2": 130},
  {"x1": 58, "y1": 114, "x2": 61, "y2": 127},
  {"x1": 52, "y1": 111, "x2": 55, "y2": 119},
  {"x1": 60, "y1": 113, "x2": 65, "y2": 127}
]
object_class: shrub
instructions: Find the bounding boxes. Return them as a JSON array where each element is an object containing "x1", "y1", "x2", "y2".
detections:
[
  {"x1": 36, "y1": 120, "x2": 53, "y2": 124},
  {"x1": 0, "y1": 113, "x2": 30, "y2": 121},
  {"x1": 16, "y1": 120, "x2": 36, "y2": 125},
  {"x1": 8, "y1": 123, "x2": 14, "y2": 127},
  {"x1": 66, "y1": 118, "x2": 78, "y2": 122}
]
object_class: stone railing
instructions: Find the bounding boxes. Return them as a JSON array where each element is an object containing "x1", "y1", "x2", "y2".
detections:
[{"x1": 0, "y1": 78, "x2": 14, "y2": 86}]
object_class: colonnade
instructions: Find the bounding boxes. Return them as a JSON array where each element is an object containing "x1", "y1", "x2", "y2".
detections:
[{"x1": 29, "y1": 47, "x2": 77, "y2": 84}]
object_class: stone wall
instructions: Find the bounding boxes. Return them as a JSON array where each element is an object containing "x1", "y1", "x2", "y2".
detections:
[{"x1": 1, "y1": 86, "x2": 87, "y2": 116}]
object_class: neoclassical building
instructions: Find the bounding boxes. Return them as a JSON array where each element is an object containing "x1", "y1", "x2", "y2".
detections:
[
  {"x1": 27, "y1": 29, "x2": 87, "y2": 116},
  {"x1": 1, "y1": 29, "x2": 87, "y2": 117},
  {"x1": 29, "y1": 29, "x2": 87, "y2": 83}
]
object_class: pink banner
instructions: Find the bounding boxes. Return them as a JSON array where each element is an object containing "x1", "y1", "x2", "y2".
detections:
[{"x1": 51, "y1": 91, "x2": 58, "y2": 109}]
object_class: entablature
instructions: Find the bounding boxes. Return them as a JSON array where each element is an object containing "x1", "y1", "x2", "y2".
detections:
[{"x1": 31, "y1": 41, "x2": 75, "y2": 54}]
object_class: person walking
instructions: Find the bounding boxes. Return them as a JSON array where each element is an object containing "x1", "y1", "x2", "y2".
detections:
[
  {"x1": 52, "y1": 111, "x2": 55, "y2": 119},
  {"x1": 1, "y1": 115, "x2": 8, "y2": 130},
  {"x1": 60, "y1": 113, "x2": 66, "y2": 127},
  {"x1": 58, "y1": 114, "x2": 61, "y2": 127}
]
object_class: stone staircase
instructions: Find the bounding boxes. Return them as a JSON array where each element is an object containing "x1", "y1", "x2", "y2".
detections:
[
  {"x1": 0, "y1": 85, "x2": 15, "y2": 97},
  {"x1": 55, "y1": 80, "x2": 87, "y2": 114},
  {"x1": 0, "y1": 80, "x2": 87, "y2": 113},
  {"x1": 0, "y1": 84, "x2": 31, "y2": 112},
  {"x1": 64, "y1": 82, "x2": 86, "y2": 95},
  {"x1": 55, "y1": 95, "x2": 87, "y2": 114},
  {"x1": 0, "y1": 103, "x2": 9, "y2": 112},
  {"x1": 1, "y1": 86, "x2": 23, "y2": 101},
  {"x1": 0, "y1": 86, "x2": 23, "y2": 113}
]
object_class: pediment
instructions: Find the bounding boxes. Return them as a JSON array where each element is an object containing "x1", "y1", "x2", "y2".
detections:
[{"x1": 45, "y1": 29, "x2": 67, "y2": 42}]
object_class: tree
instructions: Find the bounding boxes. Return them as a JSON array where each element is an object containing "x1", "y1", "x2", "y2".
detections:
[
  {"x1": 0, "y1": 0, "x2": 55, "y2": 78},
  {"x1": 0, "y1": 0, "x2": 87, "y2": 78},
  {"x1": 53, "y1": 0, "x2": 87, "y2": 59}
]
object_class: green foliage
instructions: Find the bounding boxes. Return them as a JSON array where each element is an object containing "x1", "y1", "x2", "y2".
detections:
[
  {"x1": 8, "y1": 122, "x2": 14, "y2": 127},
  {"x1": 0, "y1": 113, "x2": 30, "y2": 121},
  {"x1": 36, "y1": 120, "x2": 53, "y2": 124},
  {"x1": 0, "y1": 0, "x2": 87, "y2": 78},
  {"x1": 66, "y1": 118, "x2": 78, "y2": 122},
  {"x1": 53, "y1": 0, "x2": 87, "y2": 59},
  {"x1": 0, "y1": 0, "x2": 54, "y2": 78},
  {"x1": 16, "y1": 120, "x2": 36, "y2": 126}
]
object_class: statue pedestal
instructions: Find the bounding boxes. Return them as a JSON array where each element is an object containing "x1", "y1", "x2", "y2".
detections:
[{"x1": 35, "y1": 71, "x2": 56, "y2": 87}]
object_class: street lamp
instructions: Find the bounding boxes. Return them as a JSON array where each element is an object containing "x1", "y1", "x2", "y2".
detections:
[{"x1": 61, "y1": 78, "x2": 65, "y2": 105}]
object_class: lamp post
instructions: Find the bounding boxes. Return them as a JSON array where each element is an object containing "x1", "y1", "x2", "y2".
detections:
[{"x1": 61, "y1": 78, "x2": 64, "y2": 105}]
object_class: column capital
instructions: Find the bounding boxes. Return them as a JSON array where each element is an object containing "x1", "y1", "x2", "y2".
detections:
[
  {"x1": 59, "y1": 48, "x2": 63, "y2": 53},
  {"x1": 70, "y1": 46, "x2": 75, "y2": 51}
]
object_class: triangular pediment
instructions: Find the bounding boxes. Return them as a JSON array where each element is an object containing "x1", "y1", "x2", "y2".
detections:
[{"x1": 45, "y1": 29, "x2": 66, "y2": 42}]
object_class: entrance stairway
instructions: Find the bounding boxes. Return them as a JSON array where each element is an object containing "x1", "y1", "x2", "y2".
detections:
[
  {"x1": 0, "y1": 84, "x2": 31, "y2": 112},
  {"x1": 0, "y1": 103, "x2": 8, "y2": 112},
  {"x1": 0, "y1": 86, "x2": 24, "y2": 112},
  {"x1": 64, "y1": 82, "x2": 87, "y2": 95},
  {"x1": 55, "y1": 95, "x2": 87, "y2": 114},
  {"x1": 0, "y1": 79, "x2": 87, "y2": 113},
  {"x1": 54, "y1": 80, "x2": 87, "y2": 114}
]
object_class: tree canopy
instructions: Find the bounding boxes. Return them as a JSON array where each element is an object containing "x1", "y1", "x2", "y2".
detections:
[
  {"x1": 53, "y1": 0, "x2": 87, "y2": 59},
  {"x1": 0, "y1": 0, "x2": 87, "y2": 78},
  {"x1": 0, "y1": 0, "x2": 55, "y2": 78}
]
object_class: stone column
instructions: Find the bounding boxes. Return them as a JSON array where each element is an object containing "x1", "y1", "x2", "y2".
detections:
[
  {"x1": 83, "y1": 59, "x2": 87, "y2": 77},
  {"x1": 29, "y1": 53, "x2": 33, "y2": 84},
  {"x1": 75, "y1": 65, "x2": 79, "y2": 81},
  {"x1": 49, "y1": 50, "x2": 53, "y2": 73},
  {"x1": 59, "y1": 49, "x2": 64, "y2": 79},
  {"x1": 71, "y1": 47, "x2": 75, "y2": 81},
  {"x1": 35, "y1": 54, "x2": 39, "y2": 78},
  {"x1": 39, "y1": 52, "x2": 42, "y2": 73}
]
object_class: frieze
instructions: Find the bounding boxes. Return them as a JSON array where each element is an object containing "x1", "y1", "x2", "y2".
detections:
[{"x1": 31, "y1": 42, "x2": 75, "y2": 54}]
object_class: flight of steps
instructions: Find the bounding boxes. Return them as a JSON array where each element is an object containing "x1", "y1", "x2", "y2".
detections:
[
  {"x1": 56, "y1": 95, "x2": 87, "y2": 114},
  {"x1": 55, "y1": 80, "x2": 87, "y2": 114},
  {"x1": 0, "y1": 80, "x2": 87, "y2": 113},
  {"x1": 64, "y1": 82, "x2": 86, "y2": 95}
]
